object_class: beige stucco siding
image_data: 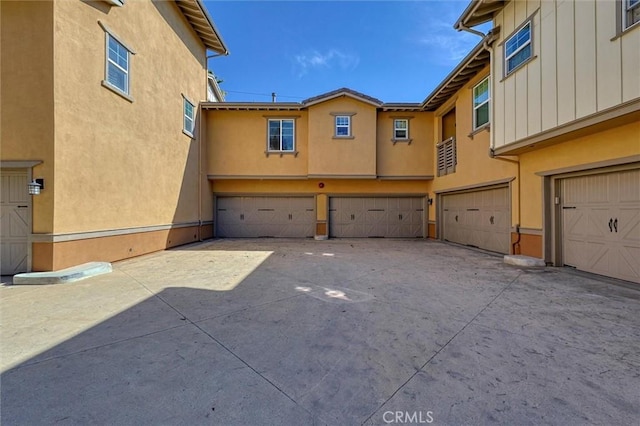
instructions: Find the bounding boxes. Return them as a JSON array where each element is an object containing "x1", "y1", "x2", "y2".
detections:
[
  {"x1": 519, "y1": 121, "x2": 640, "y2": 229},
  {"x1": 0, "y1": 1, "x2": 55, "y2": 233},
  {"x1": 493, "y1": 0, "x2": 640, "y2": 149},
  {"x1": 206, "y1": 110, "x2": 309, "y2": 177},
  {"x1": 376, "y1": 112, "x2": 433, "y2": 177},
  {"x1": 430, "y1": 66, "x2": 519, "y2": 226},
  {"x1": 308, "y1": 98, "x2": 377, "y2": 177},
  {"x1": 51, "y1": 0, "x2": 209, "y2": 233}
]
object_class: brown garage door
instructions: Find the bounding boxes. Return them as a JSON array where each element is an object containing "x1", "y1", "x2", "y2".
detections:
[
  {"x1": 1, "y1": 170, "x2": 31, "y2": 274},
  {"x1": 441, "y1": 186, "x2": 510, "y2": 254},
  {"x1": 216, "y1": 196, "x2": 315, "y2": 238},
  {"x1": 561, "y1": 168, "x2": 639, "y2": 283},
  {"x1": 329, "y1": 197, "x2": 424, "y2": 238}
]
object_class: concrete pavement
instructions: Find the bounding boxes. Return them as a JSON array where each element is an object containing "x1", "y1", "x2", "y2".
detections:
[{"x1": 1, "y1": 239, "x2": 639, "y2": 425}]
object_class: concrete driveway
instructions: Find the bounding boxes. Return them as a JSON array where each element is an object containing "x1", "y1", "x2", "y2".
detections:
[{"x1": 1, "y1": 239, "x2": 639, "y2": 425}]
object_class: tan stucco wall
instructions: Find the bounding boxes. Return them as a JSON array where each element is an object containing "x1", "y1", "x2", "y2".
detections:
[
  {"x1": 376, "y1": 111, "x2": 433, "y2": 177},
  {"x1": 308, "y1": 98, "x2": 377, "y2": 177},
  {"x1": 211, "y1": 179, "x2": 429, "y2": 196},
  {"x1": 51, "y1": 0, "x2": 210, "y2": 234},
  {"x1": 0, "y1": 1, "x2": 55, "y2": 233},
  {"x1": 429, "y1": 67, "x2": 519, "y2": 226},
  {"x1": 519, "y1": 121, "x2": 640, "y2": 230},
  {"x1": 206, "y1": 110, "x2": 309, "y2": 177}
]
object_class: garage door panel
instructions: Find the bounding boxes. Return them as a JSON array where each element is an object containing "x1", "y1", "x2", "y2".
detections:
[
  {"x1": 561, "y1": 169, "x2": 639, "y2": 283},
  {"x1": 216, "y1": 197, "x2": 314, "y2": 238},
  {"x1": 441, "y1": 187, "x2": 510, "y2": 254},
  {"x1": 329, "y1": 197, "x2": 423, "y2": 238}
]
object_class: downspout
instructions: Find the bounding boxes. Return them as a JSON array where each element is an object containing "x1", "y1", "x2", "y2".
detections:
[{"x1": 490, "y1": 149, "x2": 521, "y2": 254}]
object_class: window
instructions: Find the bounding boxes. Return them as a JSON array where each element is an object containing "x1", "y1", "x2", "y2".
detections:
[
  {"x1": 268, "y1": 119, "x2": 295, "y2": 151},
  {"x1": 437, "y1": 137, "x2": 456, "y2": 176},
  {"x1": 624, "y1": 0, "x2": 640, "y2": 28},
  {"x1": 105, "y1": 34, "x2": 130, "y2": 95},
  {"x1": 473, "y1": 77, "x2": 490, "y2": 130},
  {"x1": 335, "y1": 115, "x2": 351, "y2": 137},
  {"x1": 183, "y1": 98, "x2": 195, "y2": 136},
  {"x1": 394, "y1": 119, "x2": 409, "y2": 140},
  {"x1": 504, "y1": 21, "x2": 532, "y2": 76}
]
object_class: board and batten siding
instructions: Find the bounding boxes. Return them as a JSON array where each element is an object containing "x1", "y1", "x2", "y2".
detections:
[{"x1": 492, "y1": 0, "x2": 640, "y2": 149}]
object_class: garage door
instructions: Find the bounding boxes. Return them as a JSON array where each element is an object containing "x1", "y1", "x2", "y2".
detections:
[
  {"x1": 216, "y1": 196, "x2": 315, "y2": 238},
  {"x1": 441, "y1": 186, "x2": 510, "y2": 254},
  {"x1": 561, "y1": 168, "x2": 639, "y2": 283},
  {"x1": 329, "y1": 197, "x2": 423, "y2": 238},
  {"x1": 1, "y1": 170, "x2": 31, "y2": 274}
]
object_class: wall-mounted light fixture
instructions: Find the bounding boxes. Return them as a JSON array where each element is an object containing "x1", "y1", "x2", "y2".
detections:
[
  {"x1": 28, "y1": 178, "x2": 44, "y2": 195},
  {"x1": 427, "y1": 197, "x2": 433, "y2": 205}
]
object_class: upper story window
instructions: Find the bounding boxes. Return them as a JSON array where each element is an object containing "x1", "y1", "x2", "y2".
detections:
[
  {"x1": 394, "y1": 119, "x2": 409, "y2": 140},
  {"x1": 335, "y1": 115, "x2": 351, "y2": 137},
  {"x1": 268, "y1": 119, "x2": 295, "y2": 152},
  {"x1": 183, "y1": 98, "x2": 195, "y2": 136},
  {"x1": 473, "y1": 77, "x2": 490, "y2": 130},
  {"x1": 106, "y1": 34, "x2": 130, "y2": 95},
  {"x1": 504, "y1": 21, "x2": 532, "y2": 76},
  {"x1": 624, "y1": 0, "x2": 640, "y2": 28}
]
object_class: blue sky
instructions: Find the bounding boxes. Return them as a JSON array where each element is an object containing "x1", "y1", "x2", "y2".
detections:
[{"x1": 204, "y1": 1, "x2": 490, "y2": 103}]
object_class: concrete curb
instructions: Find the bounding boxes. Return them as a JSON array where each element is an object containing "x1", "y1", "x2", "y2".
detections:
[
  {"x1": 503, "y1": 255, "x2": 546, "y2": 268},
  {"x1": 13, "y1": 262, "x2": 113, "y2": 285}
]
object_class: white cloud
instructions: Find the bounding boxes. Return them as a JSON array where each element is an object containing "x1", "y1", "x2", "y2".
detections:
[{"x1": 293, "y1": 49, "x2": 360, "y2": 77}]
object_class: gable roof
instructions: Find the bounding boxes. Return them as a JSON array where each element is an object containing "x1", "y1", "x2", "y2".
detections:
[
  {"x1": 421, "y1": 30, "x2": 497, "y2": 111},
  {"x1": 301, "y1": 88, "x2": 383, "y2": 107},
  {"x1": 455, "y1": 0, "x2": 505, "y2": 29},
  {"x1": 175, "y1": 0, "x2": 229, "y2": 55}
]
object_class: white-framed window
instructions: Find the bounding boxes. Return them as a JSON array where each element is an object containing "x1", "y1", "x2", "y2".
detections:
[
  {"x1": 393, "y1": 119, "x2": 409, "y2": 140},
  {"x1": 183, "y1": 98, "x2": 195, "y2": 136},
  {"x1": 624, "y1": 0, "x2": 640, "y2": 28},
  {"x1": 473, "y1": 77, "x2": 490, "y2": 130},
  {"x1": 335, "y1": 115, "x2": 351, "y2": 137},
  {"x1": 504, "y1": 21, "x2": 532, "y2": 76},
  {"x1": 105, "y1": 33, "x2": 130, "y2": 95},
  {"x1": 268, "y1": 119, "x2": 295, "y2": 151}
]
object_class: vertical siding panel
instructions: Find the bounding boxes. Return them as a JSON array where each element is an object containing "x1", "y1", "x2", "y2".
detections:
[
  {"x1": 574, "y1": 0, "x2": 597, "y2": 118},
  {"x1": 596, "y1": 0, "x2": 622, "y2": 110},
  {"x1": 540, "y1": 0, "x2": 558, "y2": 131},
  {"x1": 514, "y1": 0, "x2": 527, "y2": 25},
  {"x1": 493, "y1": 12, "x2": 506, "y2": 148},
  {"x1": 556, "y1": 0, "x2": 575, "y2": 125},
  {"x1": 502, "y1": 2, "x2": 516, "y2": 145},
  {"x1": 621, "y1": 29, "x2": 640, "y2": 102},
  {"x1": 527, "y1": 1, "x2": 542, "y2": 136},
  {"x1": 515, "y1": 68, "x2": 529, "y2": 141}
]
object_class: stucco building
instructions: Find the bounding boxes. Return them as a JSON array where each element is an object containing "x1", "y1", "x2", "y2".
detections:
[{"x1": 1, "y1": 0, "x2": 228, "y2": 274}]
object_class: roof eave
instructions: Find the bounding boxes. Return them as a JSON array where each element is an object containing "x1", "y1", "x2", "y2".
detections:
[
  {"x1": 176, "y1": 0, "x2": 229, "y2": 55},
  {"x1": 455, "y1": 0, "x2": 506, "y2": 29},
  {"x1": 202, "y1": 102, "x2": 303, "y2": 111}
]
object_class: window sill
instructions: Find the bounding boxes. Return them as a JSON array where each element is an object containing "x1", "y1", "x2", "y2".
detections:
[
  {"x1": 612, "y1": 21, "x2": 640, "y2": 40},
  {"x1": 391, "y1": 138, "x2": 412, "y2": 145},
  {"x1": 265, "y1": 150, "x2": 299, "y2": 158},
  {"x1": 500, "y1": 55, "x2": 537, "y2": 82},
  {"x1": 183, "y1": 129, "x2": 194, "y2": 138},
  {"x1": 332, "y1": 136, "x2": 354, "y2": 140},
  {"x1": 468, "y1": 123, "x2": 490, "y2": 139},
  {"x1": 102, "y1": 81, "x2": 133, "y2": 103}
]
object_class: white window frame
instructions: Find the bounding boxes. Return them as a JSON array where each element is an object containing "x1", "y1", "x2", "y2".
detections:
[
  {"x1": 472, "y1": 77, "x2": 490, "y2": 130},
  {"x1": 267, "y1": 119, "x2": 296, "y2": 152},
  {"x1": 183, "y1": 97, "x2": 195, "y2": 137},
  {"x1": 393, "y1": 119, "x2": 409, "y2": 140},
  {"x1": 624, "y1": 0, "x2": 640, "y2": 29},
  {"x1": 335, "y1": 115, "x2": 351, "y2": 137},
  {"x1": 504, "y1": 20, "x2": 532, "y2": 77},
  {"x1": 99, "y1": 22, "x2": 135, "y2": 101}
]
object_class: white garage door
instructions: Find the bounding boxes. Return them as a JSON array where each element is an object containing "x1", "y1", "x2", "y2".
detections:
[
  {"x1": 216, "y1": 196, "x2": 315, "y2": 238},
  {"x1": 441, "y1": 186, "x2": 510, "y2": 254},
  {"x1": 561, "y1": 168, "x2": 640, "y2": 283},
  {"x1": 329, "y1": 197, "x2": 424, "y2": 238},
  {"x1": 1, "y1": 170, "x2": 31, "y2": 275}
]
